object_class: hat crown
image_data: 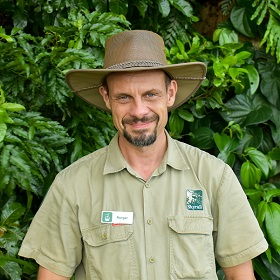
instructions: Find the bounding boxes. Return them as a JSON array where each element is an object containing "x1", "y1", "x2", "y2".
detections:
[{"x1": 104, "y1": 30, "x2": 167, "y2": 69}]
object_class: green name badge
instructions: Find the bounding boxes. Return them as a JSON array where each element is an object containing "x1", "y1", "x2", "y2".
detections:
[{"x1": 101, "y1": 211, "x2": 133, "y2": 224}]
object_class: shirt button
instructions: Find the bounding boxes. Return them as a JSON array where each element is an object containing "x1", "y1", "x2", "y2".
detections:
[
  {"x1": 149, "y1": 257, "x2": 156, "y2": 263},
  {"x1": 101, "y1": 233, "x2": 107, "y2": 240},
  {"x1": 147, "y1": 218, "x2": 153, "y2": 225},
  {"x1": 145, "y1": 183, "x2": 150, "y2": 188}
]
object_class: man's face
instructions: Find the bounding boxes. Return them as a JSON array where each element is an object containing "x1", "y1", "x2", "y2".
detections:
[{"x1": 99, "y1": 70, "x2": 177, "y2": 147}]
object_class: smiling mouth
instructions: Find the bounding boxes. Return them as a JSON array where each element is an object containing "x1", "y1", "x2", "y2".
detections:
[{"x1": 123, "y1": 115, "x2": 158, "y2": 126}]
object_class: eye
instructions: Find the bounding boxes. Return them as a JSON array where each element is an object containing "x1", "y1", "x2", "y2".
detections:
[
  {"x1": 113, "y1": 95, "x2": 132, "y2": 104},
  {"x1": 144, "y1": 92, "x2": 161, "y2": 101},
  {"x1": 146, "y1": 92, "x2": 156, "y2": 98},
  {"x1": 117, "y1": 95, "x2": 129, "y2": 100}
]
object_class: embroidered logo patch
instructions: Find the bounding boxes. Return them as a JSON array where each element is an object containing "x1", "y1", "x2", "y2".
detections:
[{"x1": 186, "y1": 189, "x2": 203, "y2": 210}]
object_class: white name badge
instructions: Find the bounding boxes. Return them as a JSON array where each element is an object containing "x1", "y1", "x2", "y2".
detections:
[{"x1": 101, "y1": 211, "x2": 133, "y2": 224}]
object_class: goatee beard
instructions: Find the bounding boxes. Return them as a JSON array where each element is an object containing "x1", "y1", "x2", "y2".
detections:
[{"x1": 122, "y1": 115, "x2": 159, "y2": 147}]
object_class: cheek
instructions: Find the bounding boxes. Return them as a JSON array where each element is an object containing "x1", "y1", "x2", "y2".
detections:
[{"x1": 111, "y1": 109, "x2": 126, "y2": 130}]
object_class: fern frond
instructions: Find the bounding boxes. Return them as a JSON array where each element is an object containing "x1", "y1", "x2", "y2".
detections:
[
  {"x1": 251, "y1": 0, "x2": 268, "y2": 24},
  {"x1": 261, "y1": 12, "x2": 280, "y2": 63},
  {"x1": 220, "y1": 0, "x2": 236, "y2": 16},
  {"x1": 161, "y1": 9, "x2": 193, "y2": 48}
]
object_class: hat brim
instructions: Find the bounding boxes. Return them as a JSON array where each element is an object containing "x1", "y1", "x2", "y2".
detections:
[{"x1": 65, "y1": 62, "x2": 206, "y2": 111}]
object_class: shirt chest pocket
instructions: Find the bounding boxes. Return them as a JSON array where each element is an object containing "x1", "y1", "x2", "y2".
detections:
[
  {"x1": 82, "y1": 224, "x2": 138, "y2": 279},
  {"x1": 168, "y1": 216, "x2": 215, "y2": 279}
]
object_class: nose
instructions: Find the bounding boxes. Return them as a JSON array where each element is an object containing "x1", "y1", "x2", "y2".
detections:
[{"x1": 129, "y1": 97, "x2": 149, "y2": 118}]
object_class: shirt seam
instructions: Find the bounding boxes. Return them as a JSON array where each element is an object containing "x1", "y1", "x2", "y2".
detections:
[
  {"x1": 217, "y1": 238, "x2": 268, "y2": 267},
  {"x1": 19, "y1": 246, "x2": 76, "y2": 276}
]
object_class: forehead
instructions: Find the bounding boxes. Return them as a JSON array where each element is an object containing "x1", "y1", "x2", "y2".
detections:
[{"x1": 106, "y1": 70, "x2": 166, "y2": 86}]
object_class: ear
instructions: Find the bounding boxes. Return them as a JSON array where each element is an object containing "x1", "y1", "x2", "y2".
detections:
[
  {"x1": 167, "y1": 80, "x2": 177, "y2": 107},
  {"x1": 99, "y1": 85, "x2": 112, "y2": 110}
]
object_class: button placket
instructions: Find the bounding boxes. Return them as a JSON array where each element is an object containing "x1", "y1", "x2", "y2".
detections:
[{"x1": 143, "y1": 180, "x2": 157, "y2": 278}]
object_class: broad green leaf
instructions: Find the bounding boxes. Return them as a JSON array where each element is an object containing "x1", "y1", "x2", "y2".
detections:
[
  {"x1": 0, "y1": 33, "x2": 14, "y2": 43},
  {"x1": 228, "y1": 67, "x2": 247, "y2": 80},
  {"x1": 261, "y1": 249, "x2": 280, "y2": 278},
  {"x1": 109, "y1": 0, "x2": 128, "y2": 15},
  {"x1": 235, "y1": 51, "x2": 251, "y2": 62},
  {"x1": 28, "y1": 126, "x2": 35, "y2": 140},
  {"x1": 133, "y1": 0, "x2": 148, "y2": 17},
  {"x1": 189, "y1": 127, "x2": 214, "y2": 150},
  {"x1": 269, "y1": 108, "x2": 280, "y2": 145},
  {"x1": 168, "y1": 111, "x2": 184, "y2": 135},
  {"x1": 269, "y1": 148, "x2": 280, "y2": 160},
  {"x1": 158, "y1": 0, "x2": 170, "y2": 17},
  {"x1": 243, "y1": 65, "x2": 259, "y2": 95},
  {"x1": 240, "y1": 161, "x2": 262, "y2": 188},
  {"x1": 11, "y1": 127, "x2": 29, "y2": 139},
  {"x1": 13, "y1": 8, "x2": 28, "y2": 29},
  {"x1": 0, "y1": 109, "x2": 14, "y2": 124},
  {"x1": 256, "y1": 200, "x2": 268, "y2": 226},
  {"x1": 70, "y1": 135, "x2": 83, "y2": 163},
  {"x1": 259, "y1": 129, "x2": 276, "y2": 154},
  {"x1": 238, "y1": 127, "x2": 263, "y2": 152},
  {"x1": 213, "y1": 133, "x2": 239, "y2": 152},
  {"x1": 246, "y1": 148, "x2": 270, "y2": 177},
  {"x1": 221, "y1": 94, "x2": 272, "y2": 126},
  {"x1": 0, "y1": 123, "x2": 7, "y2": 142},
  {"x1": 218, "y1": 29, "x2": 239, "y2": 45},
  {"x1": 176, "y1": 40, "x2": 185, "y2": 55},
  {"x1": 0, "y1": 144, "x2": 12, "y2": 169},
  {"x1": 244, "y1": 189, "x2": 263, "y2": 196},
  {"x1": 172, "y1": 0, "x2": 193, "y2": 17},
  {"x1": 216, "y1": 268, "x2": 226, "y2": 279},
  {"x1": 265, "y1": 189, "x2": 280, "y2": 203},
  {"x1": 230, "y1": 1, "x2": 257, "y2": 38},
  {"x1": 253, "y1": 257, "x2": 273, "y2": 280},
  {"x1": 260, "y1": 66, "x2": 280, "y2": 108},
  {"x1": 214, "y1": 133, "x2": 239, "y2": 166},
  {"x1": 177, "y1": 109, "x2": 194, "y2": 122},
  {"x1": 213, "y1": 29, "x2": 222, "y2": 43},
  {"x1": 0, "y1": 202, "x2": 25, "y2": 226},
  {"x1": 0, "y1": 260, "x2": 22, "y2": 280},
  {"x1": 0, "y1": 103, "x2": 25, "y2": 112},
  {"x1": 9, "y1": 149, "x2": 32, "y2": 174},
  {"x1": 243, "y1": 106, "x2": 272, "y2": 126},
  {"x1": 265, "y1": 202, "x2": 280, "y2": 254}
]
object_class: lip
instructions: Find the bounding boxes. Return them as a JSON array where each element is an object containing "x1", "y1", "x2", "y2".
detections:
[{"x1": 129, "y1": 120, "x2": 154, "y2": 130}]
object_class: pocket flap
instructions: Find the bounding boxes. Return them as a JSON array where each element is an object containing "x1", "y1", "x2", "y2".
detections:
[
  {"x1": 82, "y1": 224, "x2": 133, "y2": 246},
  {"x1": 168, "y1": 216, "x2": 213, "y2": 234}
]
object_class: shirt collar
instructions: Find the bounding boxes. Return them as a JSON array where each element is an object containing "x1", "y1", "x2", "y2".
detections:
[
  {"x1": 103, "y1": 131, "x2": 189, "y2": 175},
  {"x1": 104, "y1": 133, "x2": 127, "y2": 175},
  {"x1": 165, "y1": 132, "x2": 190, "y2": 171}
]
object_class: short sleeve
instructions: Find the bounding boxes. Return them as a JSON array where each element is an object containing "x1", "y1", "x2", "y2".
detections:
[
  {"x1": 18, "y1": 174, "x2": 82, "y2": 277},
  {"x1": 214, "y1": 165, "x2": 268, "y2": 268}
]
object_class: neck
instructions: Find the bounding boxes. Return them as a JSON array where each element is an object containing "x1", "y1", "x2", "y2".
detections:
[{"x1": 118, "y1": 131, "x2": 168, "y2": 181}]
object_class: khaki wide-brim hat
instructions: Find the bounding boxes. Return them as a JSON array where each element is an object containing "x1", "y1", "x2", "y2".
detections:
[{"x1": 66, "y1": 30, "x2": 207, "y2": 111}]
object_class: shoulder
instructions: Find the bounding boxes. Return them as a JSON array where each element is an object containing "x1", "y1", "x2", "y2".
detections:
[
  {"x1": 173, "y1": 138, "x2": 226, "y2": 168},
  {"x1": 57, "y1": 145, "x2": 108, "y2": 182},
  {"x1": 171, "y1": 138, "x2": 235, "y2": 191}
]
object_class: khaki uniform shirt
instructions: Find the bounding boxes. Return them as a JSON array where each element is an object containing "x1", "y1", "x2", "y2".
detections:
[{"x1": 19, "y1": 132, "x2": 268, "y2": 279}]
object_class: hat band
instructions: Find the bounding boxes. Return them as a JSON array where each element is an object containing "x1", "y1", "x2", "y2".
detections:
[{"x1": 107, "y1": 60, "x2": 165, "y2": 69}]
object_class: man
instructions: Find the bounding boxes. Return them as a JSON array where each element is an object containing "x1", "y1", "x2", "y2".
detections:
[{"x1": 19, "y1": 30, "x2": 268, "y2": 279}]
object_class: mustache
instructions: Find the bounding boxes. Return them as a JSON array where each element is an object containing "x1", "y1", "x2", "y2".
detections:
[{"x1": 122, "y1": 115, "x2": 159, "y2": 125}]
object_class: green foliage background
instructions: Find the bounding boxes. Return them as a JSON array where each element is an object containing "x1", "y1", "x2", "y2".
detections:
[{"x1": 0, "y1": 0, "x2": 279, "y2": 279}]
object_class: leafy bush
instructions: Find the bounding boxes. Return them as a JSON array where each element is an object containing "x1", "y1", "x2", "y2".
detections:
[
  {"x1": 166, "y1": 27, "x2": 280, "y2": 280},
  {"x1": 0, "y1": 0, "x2": 279, "y2": 279}
]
